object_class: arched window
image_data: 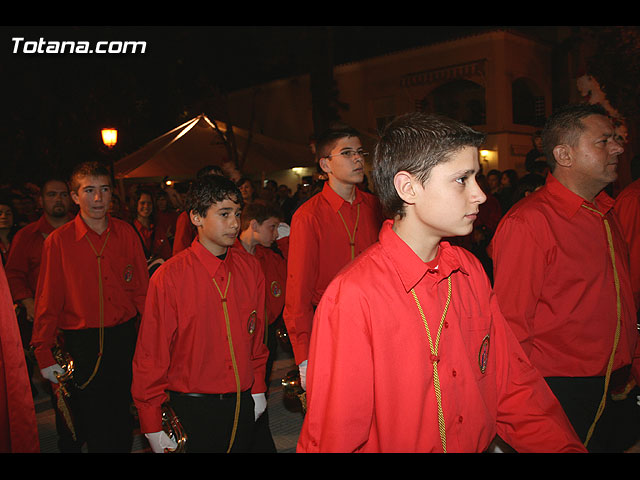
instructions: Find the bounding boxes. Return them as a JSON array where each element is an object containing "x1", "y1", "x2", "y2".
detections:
[{"x1": 512, "y1": 78, "x2": 545, "y2": 126}]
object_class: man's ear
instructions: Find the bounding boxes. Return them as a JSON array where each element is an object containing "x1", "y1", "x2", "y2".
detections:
[
  {"x1": 393, "y1": 171, "x2": 418, "y2": 205},
  {"x1": 553, "y1": 144, "x2": 573, "y2": 168}
]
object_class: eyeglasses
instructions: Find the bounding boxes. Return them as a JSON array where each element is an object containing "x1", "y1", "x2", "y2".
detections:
[{"x1": 325, "y1": 149, "x2": 369, "y2": 160}]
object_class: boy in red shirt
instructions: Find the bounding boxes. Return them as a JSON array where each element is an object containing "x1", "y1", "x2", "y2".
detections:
[
  {"x1": 235, "y1": 200, "x2": 287, "y2": 452},
  {"x1": 32, "y1": 162, "x2": 148, "y2": 452},
  {"x1": 297, "y1": 112, "x2": 585, "y2": 453},
  {"x1": 284, "y1": 127, "x2": 383, "y2": 389},
  {"x1": 132, "y1": 175, "x2": 269, "y2": 453}
]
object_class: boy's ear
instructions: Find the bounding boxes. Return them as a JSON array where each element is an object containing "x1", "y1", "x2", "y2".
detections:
[
  {"x1": 250, "y1": 218, "x2": 259, "y2": 232},
  {"x1": 318, "y1": 156, "x2": 331, "y2": 175},
  {"x1": 393, "y1": 171, "x2": 418, "y2": 205},
  {"x1": 189, "y1": 210, "x2": 202, "y2": 227}
]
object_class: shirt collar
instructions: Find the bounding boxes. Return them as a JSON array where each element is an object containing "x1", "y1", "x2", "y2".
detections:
[
  {"x1": 134, "y1": 218, "x2": 154, "y2": 231},
  {"x1": 190, "y1": 237, "x2": 230, "y2": 278},
  {"x1": 379, "y1": 220, "x2": 467, "y2": 292},
  {"x1": 544, "y1": 173, "x2": 614, "y2": 218},
  {"x1": 321, "y1": 182, "x2": 364, "y2": 212},
  {"x1": 36, "y1": 214, "x2": 58, "y2": 236},
  {"x1": 73, "y1": 213, "x2": 114, "y2": 242}
]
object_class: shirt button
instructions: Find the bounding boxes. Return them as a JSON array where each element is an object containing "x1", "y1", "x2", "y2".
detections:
[
  {"x1": 444, "y1": 321, "x2": 449, "y2": 329},
  {"x1": 458, "y1": 416, "x2": 463, "y2": 423},
  {"x1": 452, "y1": 369, "x2": 457, "y2": 377}
]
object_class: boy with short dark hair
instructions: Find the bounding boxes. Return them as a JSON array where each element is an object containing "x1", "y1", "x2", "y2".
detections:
[
  {"x1": 284, "y1": 126, "x2": 383, "y2": 389},
  {"x1": 296, "y1": 112, "x2": 586, "y2": 453},
  {"x1": 235, "y1": 200, "x2": 287, "y2": 452},
  {"x1": 132, "y1": 175, "x2": 269, "y2": 453},
  {"x1": 236, "y1": 201, "x2": 286, "y2": 373}
]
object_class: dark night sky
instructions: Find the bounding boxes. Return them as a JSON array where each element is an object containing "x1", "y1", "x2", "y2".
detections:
[{"x1": 1, "y1": 25, "x2": 556, "y2": 184}]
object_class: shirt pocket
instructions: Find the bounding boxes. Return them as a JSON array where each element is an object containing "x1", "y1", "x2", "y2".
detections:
[{"x1": 461, "y1": 315, "x2": 494, "y2": 382}]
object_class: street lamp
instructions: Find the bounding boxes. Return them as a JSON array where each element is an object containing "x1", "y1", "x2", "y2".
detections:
[
  {"x1": 100, "y1": 127, "x2": 119, "y2": 198},
  {"x1": 101, "y1": 128, "x2": 118, "y2": 149}
]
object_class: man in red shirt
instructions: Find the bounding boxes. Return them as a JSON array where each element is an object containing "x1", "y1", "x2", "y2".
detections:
[
  {"x1": 32, "y1": 162, "x2": 149, "y2": 452},
  {"x1": 614, "y1": 175, "x2": 640, "y2": 310},
  {"x1": 6, "y1": 177, "x2": 72, "y2": 321},
  {"x1": 132, "y1": 175, "x2": 269, "y2": 453},
  {"x1": 297, "y1": 112, "x2": 585, "y2": 453},
  {"x1": 491, "y1": 104, "x2": 640, "y2": 452},
  {"x1": 284, "y1": 127, "x2": 383, "y2": 389},
  {"x1": 5, "y1": 176, "x2": 77, "y2": 451}
]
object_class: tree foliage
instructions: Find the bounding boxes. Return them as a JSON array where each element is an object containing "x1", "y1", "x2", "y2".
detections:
[{"x1": 583, "y1": 26, "x2": 640, "y2": 122}]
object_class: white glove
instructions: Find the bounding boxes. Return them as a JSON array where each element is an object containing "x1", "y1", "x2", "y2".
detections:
[
  {"x1": 299, "y1": 360, "x2": 308, "y2": 391},
  {"x1": 252, "y1": 393, "x2": 267, "y2": 421},
  {"x1": 40, "y1": 364, "x2": 65, "y2": 384},
  {"x1": 277, "y1": 222, "x2": 290, "y2": 240},
  {"x1": 145, "y1": 431, "x2": 178, "y2": 453}
]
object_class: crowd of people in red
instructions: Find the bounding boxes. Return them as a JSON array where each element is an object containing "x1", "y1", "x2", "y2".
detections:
[{"x1": 0, "y1": 104, "x2": 639, "y2": 453}]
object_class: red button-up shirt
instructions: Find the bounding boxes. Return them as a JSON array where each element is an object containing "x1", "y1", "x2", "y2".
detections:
[
  {"x1": 297, "y1": 220, "x2": 584, "y2": 453},
  {"x1": 232, "y1": 239, "x2": 287, "y2": 327},
  {"x1": 133, "y1": 219, "x2": 172, "y2": 260},
  {"x1": 614, "y1": 177, "x2": 640, "y2": 309},
  {"x1": 0, "y1": 263, "x2": 39, "y2": 452},
  {"x1": 131, "y1": 239, "x2": 269, "y2": 433},
  {"x1": 5, "y1": 214, "x2": 69, "y2": 302},
  {"x1": 171, "y1": 211, "x2": 196, "y2": 256},
  {"x1": 491, "y1": 174, "x2": 639, "y2": 382},
  {"x1": 284, "y1": 183, "x2": 383, "y2": 364},
  {"x1": 32, "y1": 214, "x2": 148, "y2": 369}
]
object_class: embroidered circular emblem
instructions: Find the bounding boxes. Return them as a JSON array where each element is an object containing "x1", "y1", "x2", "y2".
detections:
[
  {"x1": 478, "y1": 334, "x2": 490, "y2": 374},
  {"x1": 123, "y1": 264, "x2": 134, "y2": 283},
  {"x1": 247, "y1": 310, "x2": 257, "y2": 335},
  {"x1": 270, "y1": 280, "x2": 282, "y2": 298}
]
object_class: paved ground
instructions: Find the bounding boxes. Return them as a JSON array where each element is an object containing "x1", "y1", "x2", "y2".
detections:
[{"x1": 33, "y1": 347, "x2": 304, "y2": 453}]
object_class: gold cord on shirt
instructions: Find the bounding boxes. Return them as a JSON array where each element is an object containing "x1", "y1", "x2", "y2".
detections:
[
  {"x1": 337, "y1": 203, "x2": 360, "y2": 260},
  {"x1": 79, "y1": 230, "x2": 111, "y2": 390},
  {"x1": 581, "y1": 205, "x2": 622, "y2": 448},
  {"x1": 410, "y1": 275, "x2": 452, "y2": 453},
  {"x1": 212, "y1": 272, "x2": 242, "y2": 453}
]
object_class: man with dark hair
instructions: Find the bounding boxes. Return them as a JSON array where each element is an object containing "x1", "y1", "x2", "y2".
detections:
[
  {"x1": 491, "y1": 104, "x2": 640, "y2": 452},
  {"x1": 284, "y1": 126, "x2": 383, "y2": 390},
  {"x1": 7, "y1": 177, "x2": 72, "y2": 326},
  {"x1": 132, "y1": 175, "x2": 269, "y2": 453},
  {"x1": 32, "y1": 161, "x2": 148, "y2": 452},
  {"x1": 5, "y1": 176, "x2": 78, "y2": 451},
  {"x1": 297, "y1": 112, "x2": 585, "y2": 453}
]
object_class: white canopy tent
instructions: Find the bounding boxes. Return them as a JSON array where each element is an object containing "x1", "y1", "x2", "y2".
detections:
[{"x1": 113, "y1": 114, "x2": 313, "y2": 181}]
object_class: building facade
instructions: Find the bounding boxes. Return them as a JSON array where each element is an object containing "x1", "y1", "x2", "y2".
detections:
[{"x1": 228, "y1": 29, "x2": 555, "y2": 187}]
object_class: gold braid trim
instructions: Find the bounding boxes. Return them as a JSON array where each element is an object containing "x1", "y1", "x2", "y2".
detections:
[
  {"x1": 581, "y1": 205, "x2": 622, "y2": 448},
  {"x1": 213, "y1": 272, "x2": 242, "y2": 453},
  {"x1": 337, "y1": 203, "x2": 360, "y2": 260},
  {"x1": 79, "y1": 230, "x2": 111, "y2": 390},
  {"x1": 410, "y1": 275, "x2": 452, "y2": 453}
]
